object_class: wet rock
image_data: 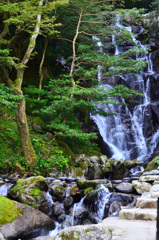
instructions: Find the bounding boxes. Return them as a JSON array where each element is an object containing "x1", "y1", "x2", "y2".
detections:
[
  {"x1": 151, "y1": 50, "x2": 159, "y2": 72},
  {"x1": 84, "y1": 188, "x2": 102, "y2": 204},
  {"x1": 87, "y1": 164, "x2": 103, "y2": 180},
  {"x1": 52, "y1": 202, "x2": 63, "y2": 216},
  {"x1": 8, "y1": 176, "x2": 51, "y2": 214},
  {"x1": 69, "y1": 184, "x2": 81, "y2": 202},
  {"x1": 108, "y1": 201, "x2": 121, "y2": 217},
  {"x1": 111, "y1": 160, "x2": 130, "y2": 180},
  {"x1": 114, "y1": 182, "x2": 133, "y2": 193},
  {"x1": 61, "y1": 218, "x2": 72, "y2": 229},
  {"x1": 63, "y1": 196, "x2": 73, "y2": 209},
  {"x1": 132, "y1": 180, "x2": 152, "y2": 194},
  {"x1": 0, "y1": 197, "x2": 54, "y2": 240},
  {"x1": 51, "y1": 185, "x2": 65, "y2": 202},
  {"x1": 57, "y1": 213, "x2": 66, "y2": 223},
  {"x1": 88, "y1": 212, "x2": 100, "y2": 224},
  {"x1": 104, "y1": 192, "x2": 136, "y2": 217},
  {"x1": 72, "y1": 206, "x2": 89, "y2": 224},
  {"x1": 77, "y1": 180, "x2": 98, "y2": 189}
]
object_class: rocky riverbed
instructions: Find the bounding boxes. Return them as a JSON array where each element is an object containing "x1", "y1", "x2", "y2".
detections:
[{"x1": 0, "y1": 156, "x2": 158, "y2": 240}]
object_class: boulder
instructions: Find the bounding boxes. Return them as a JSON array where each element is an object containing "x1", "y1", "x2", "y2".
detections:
[
  {"x1": 104, "y1": 193, "x2": 136, "y2": 218},
  {"x1": 71, "y1": 206, "x2": 89, "y2": 225},
  {"x1": 8, "y1": 176, "x2": 51, "y2": 214},
  {"x1": 63, "y1": 196, "x2": 73, "y2": 209},
  {"x1": 111, "y1": 160, "x2": 130, "y2": 180},
  {"x1": 51, "y1": 185, "x2": 65, "y2": 202},
  {"x1": 108, "y1": 201, "x2": 121, "y2": 217},
  {"x1": 0, "y1": 197, "x2": 54, "y2": 239},
  {"x1": 52, "y1": 222, "x2": 123, "y2": 240},
  {"x1": 114, "y1": 182, "x2": 133, "y2": 193},
  {"x1": 132, "y1": 180, "x2": 152, "y2": 194},
  {"x1": 52, "y1": 202, "x2": 64, "y2": 217}
]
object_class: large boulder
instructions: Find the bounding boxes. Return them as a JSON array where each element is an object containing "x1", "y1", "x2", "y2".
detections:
[
  {"x1": 0, "y1": 196, "x2": 54, "y2": 239},
  {"x1": 52, "y1": 221, "x2": 123, "y2": 240},
  {"x1": 8, "y1": 176, "x2": 51, "y2": 214}
]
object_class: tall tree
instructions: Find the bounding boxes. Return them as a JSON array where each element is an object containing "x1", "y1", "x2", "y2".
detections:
[
  {"x1": 36, "y1": 0, "x2": 146, "y2": 151},
  {"x1": 0, "y1": 0, "x2": 68, "y2": 170}
]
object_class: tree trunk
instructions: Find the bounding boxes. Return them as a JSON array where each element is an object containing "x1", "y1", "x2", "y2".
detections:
[
  {"x1": 38, "y1": 37, "x2": 48, "y2": 100},
  {"x1": 13, "y1": 0, "x2": 44, "y2": 169},
  {"x1": 16, "y1": 95, "x2": 36, "y2": 169}
]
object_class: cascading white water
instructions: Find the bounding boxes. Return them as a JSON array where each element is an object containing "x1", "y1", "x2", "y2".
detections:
[
  {"x1": 91, "y1": 15, "x2": 159, "y2": 161},
  {"x1": 95, "y1": 185, "x2": 111, "y2": 220},
  {"x1": 72, "y1": 196, "x2": 86, "y2": 226},
  {"x1": 0, "y1": 183, "x2": 13, "y2": 196}
]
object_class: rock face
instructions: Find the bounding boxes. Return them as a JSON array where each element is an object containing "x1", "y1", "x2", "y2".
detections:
[
  {"x1": 0, "y1": 197, "x2": 54, "y2": 240},
  {"x1": 8, "y1": 176, "x2": 51, "y2": 214}
]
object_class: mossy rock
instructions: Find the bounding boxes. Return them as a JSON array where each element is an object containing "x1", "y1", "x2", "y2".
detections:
[
  {"x1": 8, "y1": 176, "x2": 48, "y2": 209},
  {"x1": 70, "y1": 184, "x2": 80, "y2": 196},
  {"x1": 145, "y1": 156, "x2": 159, "y2": 172},
  {"x1": 84, "y1": 187, "x2": 93, "y2": 195},
  {"x1": 0, "y1": 196, "x2": 22, "y2": 225},
  {"x1": 124, "y1": 160, "x2": 136, "y2": 169},
  {"x1": 77, "y1": 180, "x2": 98, "y2": 189},
  {"x1": 52, "y1": 185, "x2": 65, "y2": 196}
]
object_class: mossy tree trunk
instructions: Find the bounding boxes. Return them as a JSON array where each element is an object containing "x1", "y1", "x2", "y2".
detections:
[
  {"x1": 12, "y1": 0, "x2": 44, "y2": 169},
  {"x1": 16, "y1": 94, "x2": 37, "y2": 169}
]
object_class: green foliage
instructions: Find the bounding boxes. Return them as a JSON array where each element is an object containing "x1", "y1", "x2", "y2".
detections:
[
  {"x1": 31, "y1": 133, "x2": 69, "y2": 176},
  {"x1": 0, "y1": 84, "x2": 22, "y2": 109},
  {"x1": 0, "y1": 114, "x2": 27, "y2": 173}
]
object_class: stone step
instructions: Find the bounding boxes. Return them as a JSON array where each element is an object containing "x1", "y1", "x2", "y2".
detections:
[
  {"x1": 119, "y1": 208, "x2": 157, "y2": 221},
  {"x1": 136, "y1": 198, "x2": 157, "y2": 209}
]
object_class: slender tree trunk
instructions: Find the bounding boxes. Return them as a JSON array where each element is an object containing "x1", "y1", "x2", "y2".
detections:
[
  {"x1": 70, "y1": 9, "x2": 83, "y2": 98},
  {"x1": 38, "y1": 37, "x2": 48, "y2": 100}
]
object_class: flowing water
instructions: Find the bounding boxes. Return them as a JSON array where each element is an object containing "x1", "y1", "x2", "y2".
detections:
[
  {"x1": 0, "y1": 183, "x2": 13, "y2": 196},
  {"x1": 91, "y1": 16, "x2": 159, "y2": 161}
]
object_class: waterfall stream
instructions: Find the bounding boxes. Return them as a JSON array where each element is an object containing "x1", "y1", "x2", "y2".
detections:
[{"x1": 91, "y1": 16, "x2": 159, "y2": 161}]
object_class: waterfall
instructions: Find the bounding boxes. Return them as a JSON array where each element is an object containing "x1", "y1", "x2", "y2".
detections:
[
  {"x1": 72, "y1": 196, "x2": 86, "y2": 226},
  {"x1": 95, "y1": 185, "x2": 111, "y2": 220},
  {"x1": 91, "y1": 16, "x2": 159, "y2": 161},
  {"x1": 0, "y1": 183, "x2": 13, "y2": 197}
]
